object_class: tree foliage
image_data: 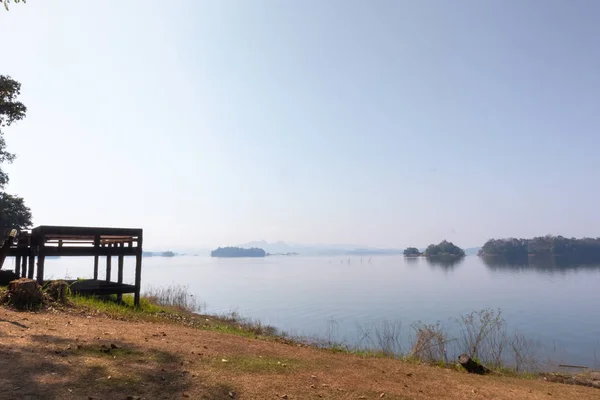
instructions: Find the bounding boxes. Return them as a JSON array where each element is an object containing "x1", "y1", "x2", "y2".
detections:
[
  {"x1": 479, "y1": 235, "x2": 600, "y2": 262},
  {"x1": 0, "y1": 75, "x2": 27, "y2": 189},
  {"x1": 0, "y1": 192, "x2": 31, "y2": 230},
  {"x1": 403, "y1": 247, "x2": 422, "y2": 257},
  {"x1": 0, "y1": 75, "x2": 31, "y2": 231},
  {"x1": 424, "y1": 240, "x2": 465, "y2": 258},
  {"x1": 210, "y1": 247, "x2": 266, "y2": 258}
]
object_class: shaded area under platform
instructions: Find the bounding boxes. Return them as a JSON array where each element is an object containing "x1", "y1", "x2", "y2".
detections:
[{"x1": 65, "y1": 279, "x2": 137, "y2": 296}]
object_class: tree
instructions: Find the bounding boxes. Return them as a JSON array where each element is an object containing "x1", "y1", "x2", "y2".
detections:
[
  {"x1": 0, "y1": 75, "x2": 31, "y2": 231},
  {"x1": 403, "y1": 247, "x2": 421, "y2": 257},
  {"x1": 0, "y1": 192, "x2": 31, "y2": 230},
  {"x1": 2, "y1": 0, "x2": 26, "y2": 11},
  {"x1": 424, "y1": 240, "x2": 465, "y2": 258}
]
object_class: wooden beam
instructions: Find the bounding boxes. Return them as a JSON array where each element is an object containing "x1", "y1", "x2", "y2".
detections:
[
  {"x1": 15, "y1": 255, "x2": 21, "y2": 276},
  {"x1": 32, "y1": 225, "x2": 142, "y2": 238},
  {"x1": 40, "y1": 247, "x2": 138, "y2": 257}
]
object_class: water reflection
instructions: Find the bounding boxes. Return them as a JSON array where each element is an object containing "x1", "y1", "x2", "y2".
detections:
[
  {"x1": 482, "y1": 255, "x2": 600, "y2": 273},
  {"x1": 425, "y1": 256, "x2": 464, "y2": 270},
  {"x1": 404, "y1": 256, "x2": 420, "y2": 265}
]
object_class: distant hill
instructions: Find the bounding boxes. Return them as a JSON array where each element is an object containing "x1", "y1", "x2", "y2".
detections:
[
  {"x1": 142, "y1": 251, "x2": 179, "y2": 257},
  {"x1": 237, "y1": 241, "x2": 405, "y2": 256}
]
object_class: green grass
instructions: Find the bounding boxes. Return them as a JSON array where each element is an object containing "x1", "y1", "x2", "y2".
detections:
[
  {"x1": 69, "y1": 293, "x2": 171, "y2": 318},
  {"x1": 209, "y1": 355, "x2": 303, "y2": 374},
  {"x1": 67, "y1": 293, "x2": 282, "y2": 342}
]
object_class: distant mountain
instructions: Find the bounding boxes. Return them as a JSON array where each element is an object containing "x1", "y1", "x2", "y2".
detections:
[{"x1": 237, "y1": 241, "x2": 405, "y2": 256}]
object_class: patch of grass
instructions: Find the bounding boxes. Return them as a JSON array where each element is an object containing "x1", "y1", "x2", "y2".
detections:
[
  {"x1": 212, "y1": 355, "x2": 302, "y2": 374},
  {"x1": 69, "y1": 293, "x2": 173, "y2": 319},
  {"x1": 143, "y1": 284, "x2": 200, "y2": 312}
]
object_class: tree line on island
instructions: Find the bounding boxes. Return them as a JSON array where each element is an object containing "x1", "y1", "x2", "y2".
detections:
[
  {"x1": 404, "y1": 240, "x2": 465, "y2": 259},
  {"x1": 478, "y1": 235, "x2": 600, "y2": 262},
  {"x1": 211, "y1": 247, "x2": 266, "y2": 258},
  {"x1": 404, "y1": 236, "x2": 600, "y2": 266}
]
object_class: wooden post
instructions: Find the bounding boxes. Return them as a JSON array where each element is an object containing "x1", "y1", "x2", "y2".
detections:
[
  {"x1": 36, "y1": 235, "x2": 46, "y2": 284},
  {"x1": 105, "y1": 243, "x2": 112, "y2": 282},
  {"x1": 28, "y1": 236, "x2": 36, "y2": 280},
  {"x1": 21, "y1": 255, "x2": 27, "y2": 278},
  {"x1": 93, "y1": 235, "x2": 100, "y2": 280},
  {"x1": 15, "y1": 255, "x2": 21, "y2": 276},
  {"x1": 28, "y1": 251, "x2": 35, "y2": 280},
  {"x1": 117, "y1": 242, "x2": 124, "y2": 302},
  {"x1": 134, "y1": 235, "x2": 143, "y2": 307}
]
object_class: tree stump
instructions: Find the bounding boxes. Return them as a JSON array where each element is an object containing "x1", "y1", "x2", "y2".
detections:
[
  {"x1": 8, "y1": 278, "x2": 43, "y2": 309},
  {"x1": 458, "y1": 354, "x2": 491, "y2": 374},
  {"x1": 46, "y1": 280, "x2": 69, "y2": 302}
]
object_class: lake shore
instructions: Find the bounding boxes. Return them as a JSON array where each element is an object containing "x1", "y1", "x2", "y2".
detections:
[{"x1": 0, "y1": 294, "x2": 598, "y2": 399}]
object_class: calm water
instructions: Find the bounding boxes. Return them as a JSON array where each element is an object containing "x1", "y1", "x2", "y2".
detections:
[{"x1": 38, "y1": 255, "x2": 600, "y2": 368}]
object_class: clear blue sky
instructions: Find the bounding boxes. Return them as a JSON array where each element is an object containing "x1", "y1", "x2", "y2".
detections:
[{"x1": 1, "y1": 1, "x2": 599, "y2": 250}]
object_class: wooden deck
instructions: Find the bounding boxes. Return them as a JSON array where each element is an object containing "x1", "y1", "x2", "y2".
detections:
[{"x1": 3, "y1": 225, "x2": 144, "y2": 305}]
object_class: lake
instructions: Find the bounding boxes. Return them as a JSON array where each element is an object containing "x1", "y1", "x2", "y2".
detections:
[{"x1": 39, "y1": 254, "x2": 600, "y2": 369}]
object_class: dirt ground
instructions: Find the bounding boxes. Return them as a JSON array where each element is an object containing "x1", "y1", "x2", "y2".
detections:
[{"x1": 0, "y1": 307, "x2": 598, "y2": 400}]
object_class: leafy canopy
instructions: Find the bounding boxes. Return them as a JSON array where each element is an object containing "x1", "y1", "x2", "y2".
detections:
[{"x1": 0, "y1": 75, "x2": 31, "y2": 230}]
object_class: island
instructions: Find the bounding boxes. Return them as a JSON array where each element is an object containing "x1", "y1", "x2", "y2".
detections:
[
  {"x1": 478, "y1": 236, "x2": 600, "y2": 262},
  {"x1": 424, "y1": 240, "x2": 465, "y2": 259},
  {"x1": 403, "y1": 247, "x2": 422, "y2": 257},
  {"x1": 210, "y1": 247, "x2": 266, "y2": 258}
]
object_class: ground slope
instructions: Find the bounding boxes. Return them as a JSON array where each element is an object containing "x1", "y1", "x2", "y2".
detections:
[{"x1": 0, "y1": 308, "x2": 597, "y2": 400}]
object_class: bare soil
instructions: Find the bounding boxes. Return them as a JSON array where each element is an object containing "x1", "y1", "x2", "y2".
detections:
[{"x1": 0, "y1": 307, "x2": 598, "y2": 400}]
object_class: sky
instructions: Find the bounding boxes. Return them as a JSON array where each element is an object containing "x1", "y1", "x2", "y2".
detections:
[{"x1": 1, "y1": 1, "x2": 599, "y2": 250}]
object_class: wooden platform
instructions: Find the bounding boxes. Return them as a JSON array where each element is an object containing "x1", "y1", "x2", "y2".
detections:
[{"x1": 3, "y1": 225, "x2": 144, "y2": 305}]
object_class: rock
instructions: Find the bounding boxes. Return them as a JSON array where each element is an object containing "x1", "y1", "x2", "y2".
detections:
[{"x1": 110, "y1": 343, "x2": 119, "y2": 349}]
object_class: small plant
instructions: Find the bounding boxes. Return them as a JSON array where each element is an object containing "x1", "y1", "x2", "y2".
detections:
[
  {"x1": 410, "y1": 321, "x2": 449, "y2": 363},
  {"x1": 143, "y1": 284, "x2": 200, "y2": 312}
]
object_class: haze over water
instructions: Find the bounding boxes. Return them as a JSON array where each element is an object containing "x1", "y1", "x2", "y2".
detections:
[{"x1": 41, "y1": 254, "x2": 600, "y2": 369}]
